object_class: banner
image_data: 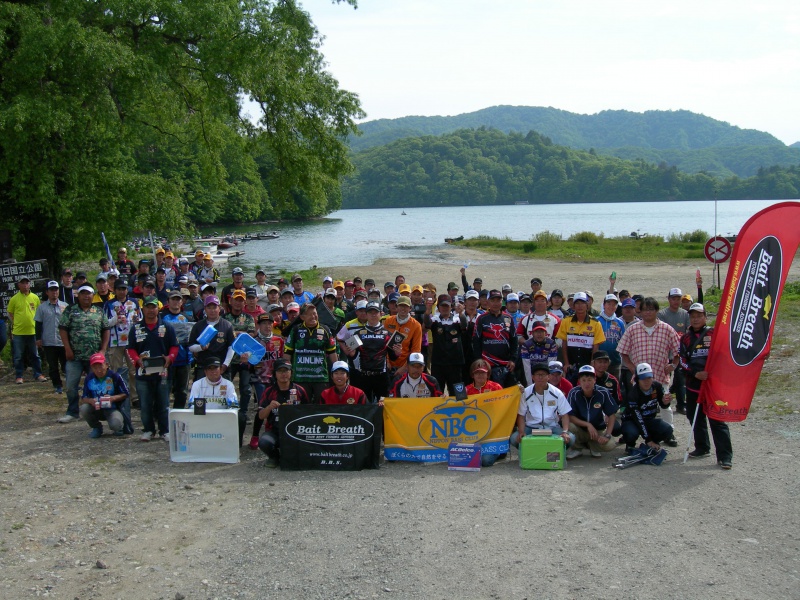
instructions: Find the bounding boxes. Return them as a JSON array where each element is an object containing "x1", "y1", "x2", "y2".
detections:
[
  {"x1": 699, "y1": 202, "x2": 800, "y2": 422},
  {"x1": 383, "y1": 386, "x2": 520, "y2": 462},
  {"x1": 279, "y1": 404, "x2": 382, "y2": 471}
]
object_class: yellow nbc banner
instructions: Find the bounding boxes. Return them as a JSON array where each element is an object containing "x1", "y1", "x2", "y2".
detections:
[{"x1": 383, "y1": 386, "x2": 520, "y2": 462}]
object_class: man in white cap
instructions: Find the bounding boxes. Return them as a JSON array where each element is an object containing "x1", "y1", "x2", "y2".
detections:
[
  {"x1": 619, "y1": 363, "x2": 673, "y2": 454},
  {"x1": 565, "y1": 365, "x2": 618, "y2": 459},
  {"x1": 388, "y1": 352, "x2": 442, "y2": 398},
  {"x1": 320, "y1": 361, "x2": 367, "y2": 405},
  {"x1": 556, "y1": 292, "x2": 605, "y2": 382},
  {"x1": 34, "y1": 280, "x2": 68, "y2": 393},
  {"x1": 658, "y1": 287, "x2": 690, "y2": 414},
  {"x1": 597, "y1": 293, "x2": 626, "y2": 380}
]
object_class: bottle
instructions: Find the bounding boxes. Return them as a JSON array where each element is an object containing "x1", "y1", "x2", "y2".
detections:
[
  {"x1": 611, "y1": 271, "x2": 616, "y2": 280},
  {"x1": 696, "y1": 268, "x2": 702, "y2": 286}
]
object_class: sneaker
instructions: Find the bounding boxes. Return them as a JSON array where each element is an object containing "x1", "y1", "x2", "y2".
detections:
[
  {"x1": 140, "y1": 431, "x2": 153, "y2": 442},
  {"x1": 249, "y1": 436, "x2": 259, "y2": 450},
  {"x1": 15, "y1": 378, "x2": 23, "y2": 384},
  {"x1": 36, "y1": 375, "x2": 48, "y2": 383},
  {"x1": 665, "y1": 437, "x2": 679, "y2": 448},
  {"x1": 718, "y1": 460, "x2": 732, "y2": 470},
  {"x1": 265, "y1": 458, "x2": 279, "y2": 468},
  {"x1": 89, "y1": 427, "x2": 103, "y2": 439},
  {"x1": 57, "y1": 414, "x2": 78, "y2": 423},
  {"x1": 590, "y1": 450, "x2": 602, "y2": 458},
  {"x1": 162, "y1": 433, "x2": 170, "y2": 443},
  {"x1": 566, "y1": 448, "x2": 583, "y2": 460},
  {"x1": 112, "y1": 430, "x2": 124, "y2": 437},
  {"x1": 54, "y1": 386, "x2": 63, "y2": 394},
  {"x1": 688, "y1": 449, "x2": 710, "y2": 458}
]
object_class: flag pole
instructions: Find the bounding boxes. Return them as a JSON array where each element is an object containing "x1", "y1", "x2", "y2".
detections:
[{"x1": 683, "y1": 403, "x2": 701, "y2": 463}]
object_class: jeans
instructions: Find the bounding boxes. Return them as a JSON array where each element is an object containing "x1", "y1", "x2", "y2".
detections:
[
  {"x1": 79, "y1": 403, "x2": 123, "y2": 432},
  {"x1": 171, "y1": 364, "x2": 190, "y2": 409},
  {"x1": 258, "y1": 429, "x2": 281, "y2": 459},
  {"x1": 510, "y1": 424, "x2": 575, "y2": 449},
  {"x1": 0, "y1": 319, "x2": 7, "y2": 355},
  {"x1": 65, "y1": 359, "x2": 90, "y2": 418},
  {"x1": 136, "y1": 377, "x2": 170, "y2": 435},
  {"x1": 620, "y1": 418, "x2": 673, "y2": 448},
  {"x1": 12, "y1": 334, "x2": 42, "y2": 379},
  {"x1": 42, "y1": 345, "x2": 66, "y2": 388}
]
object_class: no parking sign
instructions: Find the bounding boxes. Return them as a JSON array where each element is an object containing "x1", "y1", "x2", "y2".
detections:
[{"x1": 704, "y1": 236, "x2": 732, "y2": 263}]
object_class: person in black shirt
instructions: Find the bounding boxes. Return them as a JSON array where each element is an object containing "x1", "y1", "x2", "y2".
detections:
[
  {"x1": 620, "y1": 363, "x2": 673, "y2": 454},
  {"x1": 256, "y1": 358, "x2": 309, "y2": 468}
]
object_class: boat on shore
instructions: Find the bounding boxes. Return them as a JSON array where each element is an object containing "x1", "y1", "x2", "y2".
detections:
[{"x1": 444, "y1": 236, "x2": 464, "y2": 244}]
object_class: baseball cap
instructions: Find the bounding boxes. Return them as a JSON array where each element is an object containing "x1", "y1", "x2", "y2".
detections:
[
  {"x1": 323, "y1": 275, "x2": 333, "y2": 283},
  {"x1": 292, "y1": 273, "x2": 302, "y2": 282},
  {"x1": 396, "y1": 296, "x2": 412, "y2": 307},
  {"x1": 155, "y1": 266, "x2": 166, "y2": 274},
  {"x1": 164, "y1": 251, "x2": 174, "y2": 258},
  {"x1": 506, "y1": 293, "x2": 519, "y2": 303},
  {"x1": 155, "y1": 247, "x2": 165, "y2": 254},
  {"x1": 286, "y1": 302, "x2": 300, "y2": 312},
  {"x1": 232, "y1": 267, "x2": 244, "y2": 275},
  {"x1": 204, "y1": 358, "x2": 222, "y2": 368},
  {"x1": 592, "y1": 351, "x2": 610, "y2": 361},
  {"x1": 61, "y1": 268, "x2": 73, "y2": 275},
  {"x1": 578, "y1": 365, "x2": 596, "y2": 377},
  {"x1": 501, "y1": 283, "x2": 512, "y2": 292},
  {"x1": 178, "y1": 258, "x2": 189, "y2": 265},
  {"x1": 550, "y1": 289, "x2": 564, "y2": 298},
  {"x1": 265, "y1": 285, "x2": 279, "y2": 294},
  {"x1": 178, "y1": 275, "x2": 188, "y2": 284},
  {"x1": 585, "y1": 290, "x2": 594, "y2": 299},
  {"x1": 274, "y1": 358, "x2": 292, "y2": 371},
  {"x1": 688, "y1": 302, "x2": 706, "y2": 314},
  {"x1": 387, "y1": 292, "x2": 400, "y2": 303},
  {"x1": 324, "y1": 288, "x2": 337, "y2": 297},
  {"x1": 267, "y1": 303, "x2": 283, "y2": 313},
  {"x1": 465, "y1": 290, "x2": 479, "y2": 300},
  {"x1": 195, "y1": 249, "x2": 205, "y2": 256},
  {"x1": 384, "y1": 281, "x2": 395, "y2": 289},
  {"x1": 366, "y1": 301, "x2": 381, "y2": 312},
  {"x1": 277, "y1": 277, "x2": 288, "y2": 286},
  {"x1": 447, "y1": 282, "x2": 459, "y2": 291},
  {"x1": 682, "y1": 294, "x2": 693, "y2": 302},
  {"x1": 621, "y1": 298, "x2": 636, "y2": 308},
  {"x1": 333, "y1": 280, "x2": 345, "y2": 290},
  {"x1": 143, "y1": 295, "x2": 160, "y2": 307},
  {"x1": 473, "y1": 277, "x2": 483, "y2": 284},
  {"x1": 355, "y1": 300, "x2": 368, "y2": 310},
  {"x1": 344, "y1": 280, "x2": 354, "y2": 288},
  {"x1": 530, "y1": 277, "x2": 542, "y2": 285},
  {"x1": 533, "y1": 290, "x2": 548, "y2": 300},
  {"x1": 398, "y1": 283, "x2": 411, "y2": 294},
  {"x1": 364, "y1": 278, "x2": 375, "y2": 286},
  {"x1": 668, "y1": 287, "x2": 683, "y2": 297},
  {"x1": 331, "y1": 360, "x2": 349, "y2": 373},
  {"x1": 531, "y1": 321, "x2": 547, "y2": 332},
  {"x1": 604, "y1": 294, "x2": 619, "y2": 303},
  {"x1": 488, "y1": 289, "x2": 502, "y2": 299},
  {"x1": 437, "y1": 294, "x2": 452, "y2": 305},
  {"x1": 203, "y1": 253, "x2": 213, "y2": 260},
  {"x1": 519, "y1": 294, "x2": 531, "y2": 302},
  {"x1": 89, "y1": 352, "x2": 106, "y2": 366},
  {"x1": 408, "y1": 352, "x2": 425, "y2": 365},
  {"x1": 530, "y1": 362, "x2": 549, "y2": 375},
  {"x1": 354, "y1": 289, "x2": 368, "y2": 299},
  {"x1": 280, "y1": 288, "x2": 294, "y2": 297},
  {"x1": 46, "y1": 280, "x2": 59, "y2": 289},
  {"x1": 77, "y1": 285, "x2": 94, "y2": 294},
  {"x1": 231, "y1": 289, "x2": 246, "y2": 300},
  {"x1": 572, "y1": 292, "x2": 588, "y2": 303},
  {"x1": 548, "y1": 360, "x2": 564, "y2": 374},
  {"x1": 478, "y1": 289, "x2": 489, "y2": 298},
  {"x1": 200, "y1": 283, "x2": 213, "y2": 293},
  {"x1": 255, "y1": 269, "x2": 266, "y2": 276},
  {"x1": 472, "y1": 364, "x2": 489, "y2": 374},
  {"x1": 245, "y1": 287, "x2": 258, "y2": 297},
  {"x1": 168, "y1": 290, "x2": 183, "y2": 299},
  {"x1": 204, "y1": 295, "x2": 220, "y2": 306},
  {"x1": 412, "y1": 284, "x2": 424, "y2": 293},
  {"x1": 257, "y1": 313, "x2": 273, "y2": 323},
  {"x1": 636, "y1": 363, "x2": 654, "y2": 379},
  {"x1": 118, "y1": 247, "x2": 127, "y2": 253}
]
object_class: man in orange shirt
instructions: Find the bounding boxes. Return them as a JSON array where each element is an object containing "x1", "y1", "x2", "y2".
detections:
[{"x1": 383, "y1": 296, "x2": 422, "y2": 376}]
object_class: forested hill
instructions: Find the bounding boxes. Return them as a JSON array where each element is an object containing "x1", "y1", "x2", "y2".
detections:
[
  {"x1": 350, "y1": 106, "x2": 800, "y2": 178},
  {"x1": 341, "y1": 128, "x2": 800, "y2": 209}
]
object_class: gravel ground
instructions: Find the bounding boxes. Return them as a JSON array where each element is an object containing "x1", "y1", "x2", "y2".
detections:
[{"x1": 2, "y1": 250, "x2": 799, "y2": 600}]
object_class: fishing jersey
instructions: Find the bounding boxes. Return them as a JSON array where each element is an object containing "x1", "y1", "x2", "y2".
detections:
[
  {"x1": 517, "y1": 312, "x2": 561, "y2": 340},
  {"x1": 161, "y1": 312, "x2": 193, "y2": 367},
  {"x1": 624, "y1": 380, "x2": 669, "y2": 442},
  {"x1": 188, "y1": 376, "x2": 239, "y2": 410},
  {"x1": 389, "y1": 372, "x2": 442, "y2": 398},
  {"x1": 188, "y1": 318, "x2": 235, "y2": 366},
  {"x1": 223, "y1": 310, "x2": 256, "y2": 366},
  {"x1": 106, "y1": 298, "x2": 142, "y2": 348},
  {"x1": 259, "y1": 384, "x2": 309, "y2": 429},
  {"x1": 320, "y1": 384, "x2": 368, "y2": 405},
  {"x1": 424, "y1": 312, "x2": 468, "y2": 366},
  {"x1": 126, "y1": 318, "x2": 179, "y2": 381},
  {"x1": 284, "y1": 324, "x2": 336, "y2": 382},
  {"x1": 597, "y1": 312, "x2": 626, "y2": 364},
  {"x1": 595, "y1": 371, "x2": 623, "y2": 408},
  {"x1": 567, "y1": 384, "x2": 618, "y2": 430},
  {"x1": 384, "y1": 315, "x2": 422, "y2": 369},
  {"x1": 518, "y1": 383, "x2": 571, "y2": 429},
  {"x1": 197, "y1": 266, "x2": 219, "y2": 284},
  {"x1": 59, "y1": 304, "x2": 110, "y2": 361},
  {"x1": 680, "y1": 326, "x2": 713, "y2": 393},
  {"x1": 556, "y1": 315, "x2": 606, "y2": 368},
  {"x1": 352, "y1": 322, "x2": 394, "y2": 373},
  {"x1": 520, "y1": 336, "x2": 559, "y2": 365},
  {"x1": 472, "y1": 311, "x2": 518, "y2": 367},
  {"x1": 253, "y1": 333, "x2": 285, "y2": 384}
]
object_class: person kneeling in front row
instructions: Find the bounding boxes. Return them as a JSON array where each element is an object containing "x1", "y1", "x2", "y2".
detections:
[
  {"x1": 620, "y1": 363, "x2": 674, "y2": 454},
  {"x1": 510, "y1": 362, "x2": 575, "y2": 450},
  {"x1": 79, "y1": 353, "x2": 130, "y2": 438},
  {"x1": 566, "y1": 365, "x2": 618, "y2": 459},
  {"x1": 257, "y1": 359, "x2": 309, "y2": 468}
]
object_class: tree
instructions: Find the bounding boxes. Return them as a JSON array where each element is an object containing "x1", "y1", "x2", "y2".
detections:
[{"x1": 0, "y1": 0, "x2": 363, "y2": 273}]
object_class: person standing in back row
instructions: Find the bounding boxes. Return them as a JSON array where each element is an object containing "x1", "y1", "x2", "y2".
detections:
[{"x1": 658, "y1": 287, "x2": 689, "y2": 414}]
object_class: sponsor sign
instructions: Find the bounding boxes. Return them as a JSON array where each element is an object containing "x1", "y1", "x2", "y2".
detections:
[
  {"x1": 383, "y1": 386, "x2": 519, "y2": 462},
  {"x1": 279, "y1": 404, "x2": 382, "y2": 470},
  {"x1": 168, "y1": 409, "x2": 240, "y2": 463},
  {"x1": 448, "y1": 443, "x2": 481, "y2": 472},
  {"x1": 699, "y1": 203, "x2": 800, "y2": 422}
]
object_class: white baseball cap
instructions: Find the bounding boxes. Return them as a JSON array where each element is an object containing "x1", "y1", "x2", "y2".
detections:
[
  {"x1": 355, "y1": 300, "x2": 368, "y2": 310},
  {"x1": 331, "y1": 360, "x2": 349, "y2": 373},
  {"x1": 465, "y1": 290, "x2": 479, "y2": 300},
  {"x1": 636, "y1": 363, "x2": 654, "y2": 378},
  {"x1": 578, "y1": 364, "x2": 596, "y2": 376},
  {"x1": 572, "y1": 292, "x2": 588, "y2": 303},
  {"x1": 668, "y1": 287, "x2": 683, "y2": 297},
  {"x1": 506, "y1": 293, "x2": 519, "y2": 302},
  {"x1": 604, "y1": 294, "x2": 619, "y2": 303},
  {"x1": 408, "y1": 352, "x2": 425, "y2": 365}
]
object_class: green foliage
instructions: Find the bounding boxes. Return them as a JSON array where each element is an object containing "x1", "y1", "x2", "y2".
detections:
[
  {"x1": 668, "y1": 229, "x2": 710, "y2": 243},
  {"x1": 568, "y1": 231, "x2": 602, "y2": 244},
  {"x1": 348, "y1": 106, "x2": 799, "y2": 177},
  {"x1": 342, "y1": 128, "x2": 800, "y2": 209},
  {"x1": 522, "y1": 242, "x2": 537, "y2": 253},
  {"x1": 532, "y1": 230, "x2": 561, "y2": 248},
  {"x1": 0, "y1": 1, "x2": 363, "y2": 273}
]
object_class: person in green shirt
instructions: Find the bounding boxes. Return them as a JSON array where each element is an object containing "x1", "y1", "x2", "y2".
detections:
[
  {"x1": 283, "y1": 304, "x2": 337, "y2": 403},
  {"x1": 7, "y1": 275, "x2": 46, "y2": 384}
]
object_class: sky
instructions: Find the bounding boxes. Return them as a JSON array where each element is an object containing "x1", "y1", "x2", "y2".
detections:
[{"x1": 302, "y1": 0, "x2": 800, "y2": 145}]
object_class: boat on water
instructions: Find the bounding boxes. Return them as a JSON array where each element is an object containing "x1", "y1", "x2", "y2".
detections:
[
  {"x1": 401, "y1": 210, "x2": 407, "y2": 215},
  {"x1": 514, "y1": 201, "x2": 529, "y2": 205}
]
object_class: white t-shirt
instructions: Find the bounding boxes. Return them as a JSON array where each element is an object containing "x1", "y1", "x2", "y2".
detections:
[
  {"x1": 188, "y1": 376, "x2": 239, "y2": 409},
  {"x1": 518, "y1": 383, "x2": 571, "y2": 428}
]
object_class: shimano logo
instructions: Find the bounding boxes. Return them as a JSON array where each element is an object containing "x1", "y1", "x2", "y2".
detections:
[{"x1": 190, "y1": 433, "x2": 224, "y2": 439}]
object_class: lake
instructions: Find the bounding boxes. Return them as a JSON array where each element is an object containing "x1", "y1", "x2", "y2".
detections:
[{"x1": 209, "y1": 199, "x2": 790, "y2": 273}]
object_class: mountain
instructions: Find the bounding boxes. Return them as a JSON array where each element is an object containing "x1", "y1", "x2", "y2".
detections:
[{"x1": 349, "y1": 106, "x2": 800, "y2": 178}]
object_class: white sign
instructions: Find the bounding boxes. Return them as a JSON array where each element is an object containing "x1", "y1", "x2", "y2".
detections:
[{"x1": 168, "y1": 409, "x2": 239, "y2": 463}]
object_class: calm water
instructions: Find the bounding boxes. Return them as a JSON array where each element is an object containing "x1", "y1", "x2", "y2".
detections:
[{"x1": 210, "y1": 199, "x2": 790, "y2": 273}]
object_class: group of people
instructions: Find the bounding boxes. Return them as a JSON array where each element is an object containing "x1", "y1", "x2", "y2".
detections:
[{"x1": 3, "y1": 245, "x2": 732, "y2": 469}]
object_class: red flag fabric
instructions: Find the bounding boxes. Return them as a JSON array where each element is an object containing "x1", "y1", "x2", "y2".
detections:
[{"x1": 699, "y1": 202, "x2": 800, "y2": 422}]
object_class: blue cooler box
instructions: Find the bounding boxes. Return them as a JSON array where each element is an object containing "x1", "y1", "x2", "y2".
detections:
[{"x1": 519, "y1": 435, "x2": 565, "y2": 470}]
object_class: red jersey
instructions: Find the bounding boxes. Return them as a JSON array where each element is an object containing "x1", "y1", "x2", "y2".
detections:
[
  {"x1": 320, "y1": 384, "x2": 367, "y2": 405},
  {"x1": 465, "y1": 380, "x2": 503, "y2": 396}
]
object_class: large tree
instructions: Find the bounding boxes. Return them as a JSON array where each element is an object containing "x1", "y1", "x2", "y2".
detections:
[{"x1": 0, "y1": 0, "x2": 363, "y2": 273}]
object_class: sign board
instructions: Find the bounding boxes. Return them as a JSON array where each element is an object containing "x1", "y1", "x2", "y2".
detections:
[
  {"x1": 0, "y1": 259, "x2": 49, "y2": 318},
  {"x1": 168, "y1": 409, "x2": 240, "y2": 463},
  {"x1": 279, "y1": 404, "x2": 382, "y2": 471},
  {"x1": 704, "y1": 236, "x2": 732, "y2": 264}
]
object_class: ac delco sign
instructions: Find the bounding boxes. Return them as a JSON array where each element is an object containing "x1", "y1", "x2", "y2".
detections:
[{"x1": 728, "y1": 236, "x2": 782, "y2": 366}]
